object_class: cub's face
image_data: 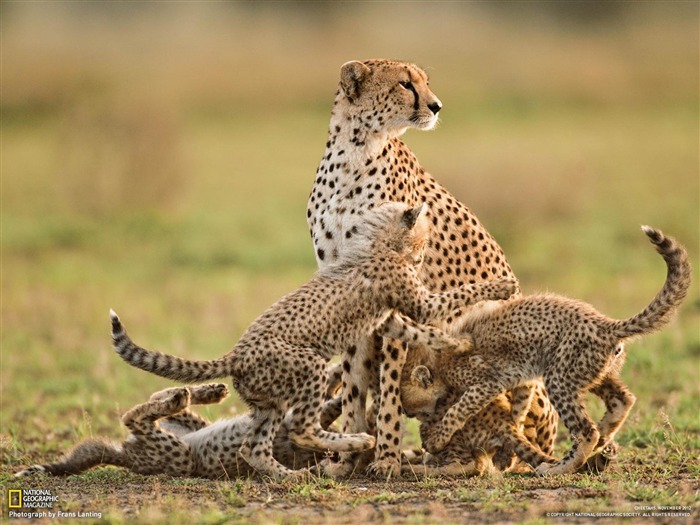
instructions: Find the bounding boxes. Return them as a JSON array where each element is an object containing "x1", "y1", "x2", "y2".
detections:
[
  {"x1": 338, "y1": 59, "x2": 442, "y2": 133},
  {"x1": 400, "y1": 364, "x2": 447, "y2": 421},
  {"x1": 333, "y1": 202, "x2": 430, "y2": 268},
  {"x1": 362, "y1": 202, "x2": 430, "y2": 264}
]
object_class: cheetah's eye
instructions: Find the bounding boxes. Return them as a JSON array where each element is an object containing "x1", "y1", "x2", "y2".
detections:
[{"x1": 399, "y1": 81, "x2": 413, "y2": 90}]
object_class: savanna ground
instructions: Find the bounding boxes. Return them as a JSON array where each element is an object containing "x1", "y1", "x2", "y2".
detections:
[{"x1": 1, "y1": 3, "x2": 698, "y2": 524}]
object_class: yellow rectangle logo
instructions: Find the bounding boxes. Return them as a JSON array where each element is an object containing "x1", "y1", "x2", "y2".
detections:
[{"x1": 8, "y1": 489, "x2": 22, "y2": 508}]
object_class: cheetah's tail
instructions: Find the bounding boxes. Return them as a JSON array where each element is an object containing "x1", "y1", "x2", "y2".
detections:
[
  {"x1": 609, "y1": 226, "x2": 691, "y2": 340},
  {"x1": 15, "y1": 439, "x2": 126, "y2": 477},
  {"x1": 110, "y1": 310, "x2": 230, "y2": 383}
]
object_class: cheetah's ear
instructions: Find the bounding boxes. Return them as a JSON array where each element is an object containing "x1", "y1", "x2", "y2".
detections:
[
  {"x1": 410, "y1": 365, "x2": 433, "y2": 389},
  {"x1": 402, "y1": 203, "x2": 427, "y2": 229},
  {"x1": 340, "y1": 61, "x2": 371, "y2": 102}
]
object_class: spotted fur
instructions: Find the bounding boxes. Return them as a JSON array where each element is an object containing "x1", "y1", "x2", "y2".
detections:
[
  {"x1": 421, "y1": 226, "x2": 691, "y2": 475},
  {"x1": 113, "y1": 202, "x2": 517, "y2": 480},
  {"x1": 399, "y1": 348, "x2": 558, "y2": 477},
  {"x1": 16, "y1": 383, "x2": 345, "y2": 480},
  {"x1": 307, "y1": 58, "x2": 555, "y2": 477}
]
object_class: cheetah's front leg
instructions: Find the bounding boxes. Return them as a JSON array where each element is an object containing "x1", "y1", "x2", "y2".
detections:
[
  {"x1": 376, "y1": 311, "x2": 472, "y2": 352},
  {"x1": 580, "y1": 374, "x2": 635, "y2": 473},
  {"x1": 158, "y1": 383, "x2": 229, "y2": 436},
  {"x1": 121, "y1": 387, "x2": 196, "y2": 477},
  {"x1": 410, "y1": 278, "x2": 519, "y2": 325},
  {"x1": 240, "y1": 408, "x2": 308, "y2": 481},
  {"x1": 422, "y1": 381, "x2": 504, "y2": 455},
  {"x1": 287, "y1": 353, "x2": 375, "y2": 455},
  {"x1": 366, "y1": 337, "x2": 408, "y2": 479}
]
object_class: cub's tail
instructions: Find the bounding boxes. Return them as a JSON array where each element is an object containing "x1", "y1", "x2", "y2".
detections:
[
  {"x1": 111, "y1": 310, "x2": 230, "y2": 382},
  {"x1": 15, "y1": 439, "x2": 126, "y2": 477},
  {"x1": 610, "y1": 226, "x2": 691, "y2": 340}
]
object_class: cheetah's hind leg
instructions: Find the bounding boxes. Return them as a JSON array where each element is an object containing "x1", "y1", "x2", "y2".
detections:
[
  {"x1": 287, "y1": 354, "x2": 375, "y2": 454},
  {"x1": 509, "y1": 383, "x2": 536, "y2": 429},
  {"x1": 506, "y1": 421, "x2": 557, "y2": 470},
  {"x1": 122, "y1": 386, "x2": 192, "y2": 430},
  {"x1": 581, "y1": 374, "x2": 635, "y2": 473},
  {"x1": 535, "y1": 383, "x2": 599, "y2": 476},
  {"x1": 239, "y1": 408, "x2": 310, "y2": 481}
]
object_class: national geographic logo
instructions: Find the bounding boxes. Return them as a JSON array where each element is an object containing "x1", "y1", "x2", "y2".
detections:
[
  {"x1": 8, "y1": 490, "x2": 21, "y2": 509},
  {"x1": 6, "y1": 489, "x2": 103, "y2": 520},
  {"x1": 7, "y1": 489, "x2": 58, "y2": 509}
]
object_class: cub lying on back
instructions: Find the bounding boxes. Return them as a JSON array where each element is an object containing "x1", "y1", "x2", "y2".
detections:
[
  {"x1": 16, "y1": 383, "x2": 317, "y2": 479},
  {"x1": 112, "y1": 202, "x2": 516, "y2": 480},
  {"x1": 421, "y1": 226, "x2": 691, "y2": 475}
]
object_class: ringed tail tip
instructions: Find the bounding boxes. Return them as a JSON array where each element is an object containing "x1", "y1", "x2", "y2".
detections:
[
  {"x1": 110, "y1": 309, "x2": 123, "y2": 337},
  {"x1": 641, "y1": 225, "x2": 662, "y2": 244}
]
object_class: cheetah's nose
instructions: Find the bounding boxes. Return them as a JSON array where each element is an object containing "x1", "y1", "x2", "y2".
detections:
[{"x1": 428, "y1": 102, "x2": 442, "y2": 115}]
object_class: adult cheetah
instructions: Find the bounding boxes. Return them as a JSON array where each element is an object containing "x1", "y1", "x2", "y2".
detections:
[
  {"x1": 307, "y1": 58, "x2": 555, "y2": 476},
  {"x1": 113, "y1": 202, "x2": 516, "y2": 480},
  {"x1": 421, "y1": 226, "x2": 691, "y2": 475}
]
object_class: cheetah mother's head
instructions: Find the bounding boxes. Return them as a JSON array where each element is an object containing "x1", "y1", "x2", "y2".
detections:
[{"x1": 337, "y1": 59, "x2": 442, "y2": 134}]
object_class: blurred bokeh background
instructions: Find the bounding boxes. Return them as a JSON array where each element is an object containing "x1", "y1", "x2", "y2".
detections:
[{"x1": 2, "y1": 2, "x2": 698, "y2": 455}]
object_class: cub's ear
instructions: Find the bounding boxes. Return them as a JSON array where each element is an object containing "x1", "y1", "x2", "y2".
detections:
[
  {"x1": 410, "y1": 365, "x2": 433, "y2": 389},
  {"x1": 402, "y1": 203, "x2": 427, "y2": 229},
  {"x1": 340, "y1": 61, "x2": 371, "y2": 102}
]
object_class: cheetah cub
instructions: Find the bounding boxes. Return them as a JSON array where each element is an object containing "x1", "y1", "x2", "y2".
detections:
[
  {"x1": 16, "y1": 383, "x2": 338, "y2": 479},
  {"x1": 422, "y1": 226, "x2": 691, "y2": 475},
  {"x1": 113, "y1": 202, "x2": 516, "y2": 480},
  {"x1": 400, "y1": 348, "x2": 557, "y2": 477}
]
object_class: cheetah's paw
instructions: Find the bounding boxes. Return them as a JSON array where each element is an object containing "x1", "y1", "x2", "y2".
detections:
[
  {"x1": 161, "y1": 388, "x2": 191, "y2": 412},
  {"x1": 188, "y1": 383, "x2": 229, "y2": 404},
  {"x1": 579, "y1": 441, "x2": 619, "y2": 474},
  {"x1": 421, "y1": 426, "x2": 451, "y2": 454},
  {"x1": 209, "y1": 383, "x2": 230, "y2": 402},
  {"x1": 321, "y1": 459, "x2": 355, "y2": 479},
  {"x1": 280, "y1": 467, "x2": 314, "y2": 483},
  {"x1": 491, "y1": 278, "x2": 520, "y2": 301},
  {"x1": 367, "y1": 458, "x2": 401, "y2": 479},
  {"x1": 455, "y1": 335, "x2": 475, "y2": 353},
  {"x1": 356, "y1": 433, "x2": 376, "y2": 450},
  {"x1": 535, "y1": 461, "x2": 575, "y2": 476}
]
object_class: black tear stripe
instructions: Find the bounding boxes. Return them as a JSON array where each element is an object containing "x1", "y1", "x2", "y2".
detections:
[{"x1": 406, "y1": 83, "x2": 419, "y2": 110}]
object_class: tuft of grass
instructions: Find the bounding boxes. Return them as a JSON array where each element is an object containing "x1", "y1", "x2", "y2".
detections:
[{"x1": 218, "y1": 486, "x2": 247, "y2": 508}]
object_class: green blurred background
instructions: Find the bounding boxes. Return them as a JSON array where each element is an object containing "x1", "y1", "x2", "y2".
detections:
[{"x1": 2, "y1": 2, "x2": 698, "y2": 459}]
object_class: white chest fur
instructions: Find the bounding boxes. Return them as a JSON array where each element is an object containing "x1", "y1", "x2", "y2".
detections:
[{"x1": 308, "y1": 131, "x2": 415, "y2": 268}]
